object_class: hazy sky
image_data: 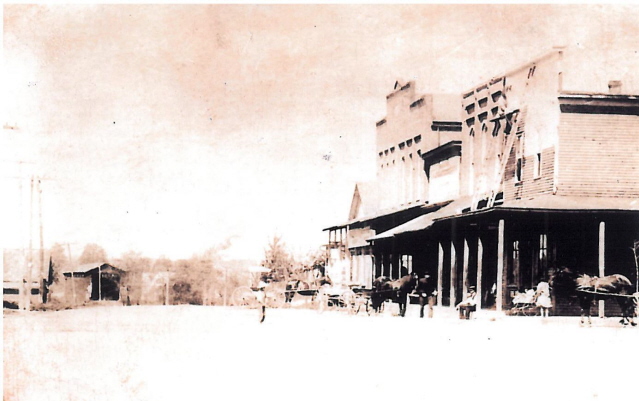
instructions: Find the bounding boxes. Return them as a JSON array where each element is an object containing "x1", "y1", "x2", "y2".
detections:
[{"x1": 3, "y1": 4, "x2": 639, "y2": 262}]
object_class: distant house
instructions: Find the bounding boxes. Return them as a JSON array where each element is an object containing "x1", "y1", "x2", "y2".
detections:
[{"x1": 60, "y1": 263, "x2": 125, "y2": 304}]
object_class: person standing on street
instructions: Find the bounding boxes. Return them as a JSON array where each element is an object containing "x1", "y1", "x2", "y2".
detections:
[
  {"x1": 256, "y1": 281, "x2": 267, "y2": 323},
  {"x1": 415, "y1": 274, "x2": 436, "y2": 318}
]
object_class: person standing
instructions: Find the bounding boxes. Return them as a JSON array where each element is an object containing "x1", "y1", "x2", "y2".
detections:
[
  {"x1": 415, "y1": 274, "x2": 436, "y2": 318},
  {"x1": 535, "y1": 280, "x2": 552, "y2": 318},
  {"x1": 256, "y1": 281, "x2": 267, "y2": 323}
]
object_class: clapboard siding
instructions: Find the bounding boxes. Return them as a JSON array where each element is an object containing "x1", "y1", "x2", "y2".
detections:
[
  {"x1": 558, "y1": 113, "x2": 639, "y2": 197},
  {"x1": 504, "y1": 146, "x2": 555, "y2": 201}
]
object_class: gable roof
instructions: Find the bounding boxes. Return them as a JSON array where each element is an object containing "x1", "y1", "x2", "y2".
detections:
[
  {"x1": 62, "y1": 262, "x2": 124, "y2": 275},
  {"x1": 348, "y1": 182, "x2": 378, "y2": 221}
]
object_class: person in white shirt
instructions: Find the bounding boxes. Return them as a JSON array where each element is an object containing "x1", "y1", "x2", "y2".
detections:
[
  {"x1": 535, "y1": 280, "x2": 552, "y2": 318},
  {"x1": 456, "y1": 286, "x2": 478, "y2": 320}
]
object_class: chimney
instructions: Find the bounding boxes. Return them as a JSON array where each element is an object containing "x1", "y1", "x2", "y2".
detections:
[{"x1": 608, "y1": 80, "x2": 622, "y2": 95}]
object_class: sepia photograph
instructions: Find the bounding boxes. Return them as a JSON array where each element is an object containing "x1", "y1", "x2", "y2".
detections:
[{"x1": 3, "y1": 4, "x2": 639, "y2": 401}]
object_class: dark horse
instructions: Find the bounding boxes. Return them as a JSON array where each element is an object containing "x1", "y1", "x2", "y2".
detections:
[
  {"x1": 551, "y1": 268, "x2": 637, "y2": 326},
  {"x1": 370, "y1": 273, "x2": 417, "y2": 317}
]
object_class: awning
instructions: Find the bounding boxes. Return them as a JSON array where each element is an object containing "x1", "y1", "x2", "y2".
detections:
[
  {"x1": 499, "y1": 195, "x2": 639, "y2": 212},
  {"x1": 367, "y1": 197, "x2": 473, "y2": 241}
]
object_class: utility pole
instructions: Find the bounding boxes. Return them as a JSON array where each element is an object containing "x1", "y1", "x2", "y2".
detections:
[
  {"x1": 38, "y1": 179, "x2": 45, "y2": 303},
  {"x1": 223, "y1": 265, "x2": 228, "y2": 307},
  {"x1": 66, "y1": 243, "x2": 76, "y2": 305},
  {"x1": 24, "y1": 176, "x2": 34, "y2": 311}
]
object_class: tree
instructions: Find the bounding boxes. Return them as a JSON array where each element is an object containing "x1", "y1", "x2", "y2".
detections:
[
  {"x1": 50, "y1": 243, "x2": 69, "y2": 269},
  {"x1": 78, "y1": 243, "x2": 108, "y2": 264},
  {"x1": 262, "y1": 235, "x2": 295, "y2": 282},
  {"x1": 117, "y1": 250, "x2": 151, "y2": 273}
]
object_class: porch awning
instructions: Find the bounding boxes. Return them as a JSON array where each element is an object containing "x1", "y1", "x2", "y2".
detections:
[
  {"x1": 499, "y1": 195, "x2": 639, "y2": 212},
  {"x1": 367, "y1": 197, "x2": 473, "y2": 241}
]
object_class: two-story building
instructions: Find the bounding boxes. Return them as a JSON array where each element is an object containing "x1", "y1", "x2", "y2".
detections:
[
  {"x1": 324, "y1": 81, "x2": 462, "y2": 286},
  {"x1": 325, "y1": 48, "x2": 639, "y2": 316}
]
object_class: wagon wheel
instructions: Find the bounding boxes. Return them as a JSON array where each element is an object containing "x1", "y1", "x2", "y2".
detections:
[
  {"x1": 340, "y1": 290, "x2": 356, "y2": 315},
  {"x1": 232, "y1": 286, "x2": 257, "y2": 308},
  {"x1": 266, "y1": 288, "x2": 286, "y2": 309}
]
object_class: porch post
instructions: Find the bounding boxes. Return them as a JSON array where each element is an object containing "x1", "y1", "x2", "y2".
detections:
[
  {"x1": 437, "y1": 242, "x2": 443, "y2": 307},
  {"x1": 477, "y1": 237, "x2": 483, "y2": 311},
  {"x1": 497, "y1": 219, "x2": 505, "y2": 313},
  {"x1": 462, "y1": 238, "x2": 469, "y2": 297},
  {"x1": 598, "y1": 221, "x2": 605, "y2": 318},
  {"x1": 450, "y1": 241, "x2": 457, "y2": 308}
]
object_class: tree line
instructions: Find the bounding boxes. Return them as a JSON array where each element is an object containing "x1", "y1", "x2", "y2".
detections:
[{"x1": 47, "y1": 235, "x2": 326, "y2": 307}]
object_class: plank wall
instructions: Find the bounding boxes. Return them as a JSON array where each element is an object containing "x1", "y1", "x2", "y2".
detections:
[{"x1": 557, "y1": 113, "x2": 639, "y2": 197}]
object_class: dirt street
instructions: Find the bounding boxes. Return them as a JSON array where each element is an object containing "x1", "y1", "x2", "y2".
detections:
[{"x1": 4, "y1": 305, "x2": 637, "y2": 401}]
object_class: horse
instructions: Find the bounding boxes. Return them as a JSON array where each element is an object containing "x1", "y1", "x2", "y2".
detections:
[
  {"x1": 370, "y1": 273, "x2": 418, "y2": 317},
  {"x1": 551, "y1": 268, "x2": 637, "y2": 326}
]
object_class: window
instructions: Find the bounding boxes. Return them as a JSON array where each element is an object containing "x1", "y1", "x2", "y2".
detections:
[
  {"x1": 539, "y1": 234, "x2": 548, "y2": 275},
  {"x1": 515, "y1": 158, "x2": 523, "y2": 182},
  {"x1": 509, "y1": 241, "x2": 519, "y2": 286},
  {"x1": 533, "y1": 153, "x2": 541, "y2": 178},
  {"x1": 515, "y1": 136, "x2": 523, "y2": 182}
]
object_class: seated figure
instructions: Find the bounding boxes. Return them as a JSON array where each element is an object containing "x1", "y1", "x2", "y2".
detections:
[{"x1": 456, "y1": 286, "x2": 477, "y2": 320}]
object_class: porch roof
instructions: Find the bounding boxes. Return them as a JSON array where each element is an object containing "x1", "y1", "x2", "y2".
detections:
[
  {"x1": 62, "y1": 262, "x2": 123, "y2": 275},
  {"x1": 367, "y1": 195, "x2": 639, "y2": 241},
  {"x1": 367, "y1": 197, "x2": 473, "y2": 241},
  {"x1": 498, "y1": 195, "x2": 639, "y2": 212}
]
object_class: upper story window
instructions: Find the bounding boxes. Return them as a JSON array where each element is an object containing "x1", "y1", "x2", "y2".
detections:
[
  {"x1": 465, "y1": 103, "x2": 475, "y2": 115},
  {"x1": 533, "y1": 152, "x2": 541, "y2": 178},
  {"x1": 515, "y1": 136, "x2": 523, "y2": 182},
  {"x1": 466, "y1": 117, "x2": 475, "y2": 127},
  {"x1": 515, "y1": 158, "x2": 523, "y2": 182}
]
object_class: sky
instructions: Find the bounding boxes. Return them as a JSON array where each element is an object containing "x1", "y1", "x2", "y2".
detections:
[{"x1": 3, "y1": 4, "x2": 639, "y2": 263}]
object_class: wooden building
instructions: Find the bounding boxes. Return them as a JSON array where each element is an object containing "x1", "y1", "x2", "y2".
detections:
[
  {"x1": 325, "y1": 48, "x2": 639, "y2": 316},
  {"x1": 324, "y1": 81, "x2": 462, "y2": 286},
  {"x1": 59, "y1": 262, "x2": 125, "y2": 305}
]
